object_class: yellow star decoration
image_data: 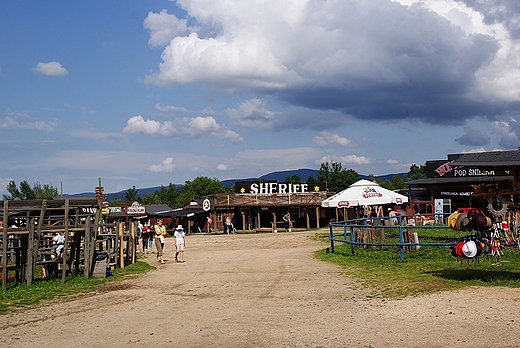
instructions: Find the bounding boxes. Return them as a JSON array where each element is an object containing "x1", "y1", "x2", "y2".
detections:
[
  {"x1": 314, "y1": 186, "x2": 320, "y2": 192},
  {"x1": 240, "y1": 187, "x2": 246, "y2": 193}
]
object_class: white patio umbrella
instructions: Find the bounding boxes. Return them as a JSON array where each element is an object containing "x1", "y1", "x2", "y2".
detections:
[{"x1": 321, "y1": 179, "x2": 408, "y2": 208}]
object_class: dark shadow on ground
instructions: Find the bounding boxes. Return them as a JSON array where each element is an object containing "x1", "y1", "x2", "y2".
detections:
[{"x1": 425, "y1": 269, "x2": 520, "y2": 282}]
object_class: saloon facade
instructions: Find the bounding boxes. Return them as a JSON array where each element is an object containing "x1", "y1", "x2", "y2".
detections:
[
  {"x1": 212, "y1": 181, "x2": 332, "y2": 231},
  {"x1": 406, "y1": 149, "x2": 520, "y2": 216}
]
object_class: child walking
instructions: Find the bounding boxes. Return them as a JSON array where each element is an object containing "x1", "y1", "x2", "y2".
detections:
[{"x1": 174, "y1": 225, "x2": 186, "y2": 263}]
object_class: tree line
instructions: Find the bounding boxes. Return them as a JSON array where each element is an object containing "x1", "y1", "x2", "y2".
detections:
[
  {"x1": 2, "y1": 180, "x2": 60, "y2": 200},
  {"x1": 3, "y1": 162, "x2": 426, "y2": 207}
]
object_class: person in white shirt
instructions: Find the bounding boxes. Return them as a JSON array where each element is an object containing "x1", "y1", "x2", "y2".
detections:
[
  {"x1": 173, "y1": 225, "x2": 186, "y2": 263},
  {"x1": 53, "y1": 231, "x2": 65, "y2": 258}
]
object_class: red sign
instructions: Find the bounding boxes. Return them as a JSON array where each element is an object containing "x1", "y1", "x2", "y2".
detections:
[{"x1": 125, "y1": 201, "x2": 146, "y2": 215}]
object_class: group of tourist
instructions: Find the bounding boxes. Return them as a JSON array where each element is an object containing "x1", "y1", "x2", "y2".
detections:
[{"x1": 137, "y1": 219, "x2": 186, "y2": 264}]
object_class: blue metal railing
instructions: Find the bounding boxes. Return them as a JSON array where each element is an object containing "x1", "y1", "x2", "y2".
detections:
[{"x1": 328, "y1": 216, "x2": 454, "y2": 260}]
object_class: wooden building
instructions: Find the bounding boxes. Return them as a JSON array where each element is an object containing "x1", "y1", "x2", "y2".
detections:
[
  {"x1": 406, "y1": 150, "x2": 520, "y2": 216},
  {"x1": 1, "y1": 198, "x2": 141, "y2": 289},
  {"x1": 212, "y1": 181, "x2": 332, "y2": 232},
  {"x1": 1, "y1": 198, "x2": 100, "y2": 289}
]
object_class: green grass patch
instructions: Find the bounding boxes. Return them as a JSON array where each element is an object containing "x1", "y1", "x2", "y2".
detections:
[
  {"x1": 0, "y1": 261, "x2": 155, "y2": 314},
  {"x1": 314, "y1": 230, "x2": 520, "y2": 299}
]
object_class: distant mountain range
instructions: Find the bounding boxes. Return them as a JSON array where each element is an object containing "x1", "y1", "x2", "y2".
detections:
[{"x1": 64, "y1": 168, "x2": 406, "y2": 201}]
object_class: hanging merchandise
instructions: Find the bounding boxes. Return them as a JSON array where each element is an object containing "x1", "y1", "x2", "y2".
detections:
[
  {"x1": 487, "y1": 195, "x2": 508, "y2": 218},
  {"x1": 449, "y1": 236, "x2": 487, "y2": 261},
  {"x1": 490, "y1": 238, "x2": 503, "y2": 256}
]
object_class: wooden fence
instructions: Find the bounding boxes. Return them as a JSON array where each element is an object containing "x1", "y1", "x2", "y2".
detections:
[{"x1": 1, "y1": 199, "x2": 138, "y2": 290}]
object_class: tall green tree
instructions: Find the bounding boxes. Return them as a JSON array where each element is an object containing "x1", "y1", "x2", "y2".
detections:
[
  {"x1": 315, "y1": 161, "x2": 359, "y2": 193},
  {"x1": 20, "y1": 181, "x2": 35, "y2": 199},
  {"x1": 154, "y1": 183, "x2": 180, "y2": 207},
  {"x1": 306, "y1": 175, "x2": 318, "y2": 184},
  {"x1": 285, "y1": 175, "x2": 302, "y2": 183},
  {"x1": 3, "y1": 180, "x2": 59, "y2": 200},
  {"x1": 109, "y1": 199, "x2": 122, "y2": 207},
  {"x1": 408, "y1": 163, "x2": 427, "y2": 180},
  {"x1": 140, "y1": 192, "x2": 161, "y2": 205},
  {"x1": 178, "y1": 176, "x2": 226, "y2": 207},
  {"x1": 33, "y1": 182, "x2": 60, "y2": 199},
  {"x1": 377, "y1": 175, "x2": 406, "y2": 190},
  {"x1": 124, "y1": 186, "x2": 139, "y2": 203},
  {"x1": 4, "y1": 181, "x2": 21, "y2": 200}
]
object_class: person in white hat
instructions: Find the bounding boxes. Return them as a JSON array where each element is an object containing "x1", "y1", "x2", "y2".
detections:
[{"x1": 174, "y1": 224, "x2": 186, "y2": 263}]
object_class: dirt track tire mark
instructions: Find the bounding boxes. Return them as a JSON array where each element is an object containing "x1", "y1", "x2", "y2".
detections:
[
  {"x1": 258, "y1": 258, "x2": 285, "y2": 300},
  {"x1": 0, "y1": 292, "x2": 143, "y2": 330}
]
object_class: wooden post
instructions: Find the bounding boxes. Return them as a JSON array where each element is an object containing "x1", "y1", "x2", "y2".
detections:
[
  {"x1": 62, "y1": 199, "x2": 70, "y2": 283},
  {"x1": 130, "y1": 221, "x2": 136, "y2": 264},
  {"x1": 306, "y1": 210, "x2": 310, "y2": 229},
  {"x1": 272, "y1": 210, "x2": 277, "y2": 232},
  {"x1": 26, "y1": 219, "x2": 35, "y2": 285},
  {"x1": 354, "y1": 227, "x2": 361, "y2": 242},
  {"x1": 19, "y1": 232, "x2": 28, "y2": 282},
  {"x1": 2, "y1": 200, "x2": 8, "y2": 290},
  {"x1": 84, "y1": 218, "x2": 91, "y2": 278},
  {"x1": 90, "y1": 204, "x2": 101, "y2": 266},
  {"x1": 404, "y1": 227, "x2": 414, "y2": 252},
  {"x1": 74, "y1": 208, "x2": 80, "y2": 228},
  {"x1": 315, "y1": 206, "x2": 320, "y2": 229},
  {"x1": 119, "y1": 222, "x2": 124, "y2": 269},
  {"x1": 70, "y1": 232, "x2": 80, "y2": 275},
  {"x1": 257, "y1": 210, "x2": 261, "y2": 230},
  {"x1": 368, "y1": 228, "x2": 375, "y2": 244},
  {"x1": 241, "y1": 210, "x2": 246, "y2": 231},
  {"x1": 27, "y1": 201, "x2": 47, "y2": 285}
]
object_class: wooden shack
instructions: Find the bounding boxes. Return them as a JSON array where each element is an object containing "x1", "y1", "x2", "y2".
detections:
[{"x1": 1, "y1": 198, "x2": 139, "y2": 290}]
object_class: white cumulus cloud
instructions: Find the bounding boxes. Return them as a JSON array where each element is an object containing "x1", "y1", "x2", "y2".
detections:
[
  {"x1": 317, "y1": 154, "x2": 372, "y2": 166},
  {"x1": 226, "y1": 98, "x2": 275, "y2": 129},
  {"x1": 32, "y1": 61, "x2": 68, "y2": 76},
  {"x1": 180, "y1": 116, "x2": 243, "y2": 142},
  {"x1": 122, "y1": 115, "x2": 179, "y2": 136},
  {"x1": 149, "y1": 157, "x2": 176, "y2": 173},
  {"x1": 155, "y1": 103, "x2": 190, "y2": 113},
  {"x1": 216, "y1": 163, "x2": 228, "y2": 171},
  {"x1": 313, "y1": 131, "x2": 356, "y2": 147},
  {"x1": 144, "y1": 9, "x2": 199, "y2": 47},
  {"x1": 143, "y1": 0, "x2": 520, "y2": 132},
  {"x1": 490, "y1": 120, "x2": 520, "y2": 148},
  {"x1": 0, "y1": 109, "x2": 57, "y2": 131}
]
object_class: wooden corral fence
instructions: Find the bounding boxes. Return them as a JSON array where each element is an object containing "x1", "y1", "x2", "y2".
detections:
[{"x1": 1, "y1": 199, "x2": 139, "y2": 290}]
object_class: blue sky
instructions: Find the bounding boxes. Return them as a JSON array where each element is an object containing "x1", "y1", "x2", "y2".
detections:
[{"x1": 2, "y1": 0, "x2": 520, "y2": 195}]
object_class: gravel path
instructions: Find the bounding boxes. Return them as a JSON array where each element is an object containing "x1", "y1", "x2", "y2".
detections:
[{"x1": 2, "y1": 231, "x2": 519, "y2": 347}]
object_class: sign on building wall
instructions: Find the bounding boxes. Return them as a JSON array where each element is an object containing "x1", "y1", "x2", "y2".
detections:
[
  {"x1": 235, "y1": 181, "x2": 327, "y2": 194},
  {"x1": 426, "y1": 160, "x2": 510, "y2": 178},
  {"x1": 125, "y1": 201, "x2": 146, "y2": 215}
]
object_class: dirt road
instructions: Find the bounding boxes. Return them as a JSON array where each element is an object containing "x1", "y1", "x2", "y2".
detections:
[{"x1": 2, "y1": 231, "x2": 519, "y2": 347}]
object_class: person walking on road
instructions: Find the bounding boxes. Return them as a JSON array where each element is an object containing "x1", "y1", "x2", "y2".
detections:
[
  {"x1": 174, "y1": 224, "x2": 186, "y2": 263},
  {"x1": 154, "y1": 219, "x2": 166, "y2": 264}
]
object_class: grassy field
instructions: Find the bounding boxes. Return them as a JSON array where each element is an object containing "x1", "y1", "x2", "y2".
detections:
[
  {"x1": 0, "y1": 261, "x2": 155, "y2": 314},
  {"x1": 314, "y1": 226, "x2": 520, "y2": 298}
]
